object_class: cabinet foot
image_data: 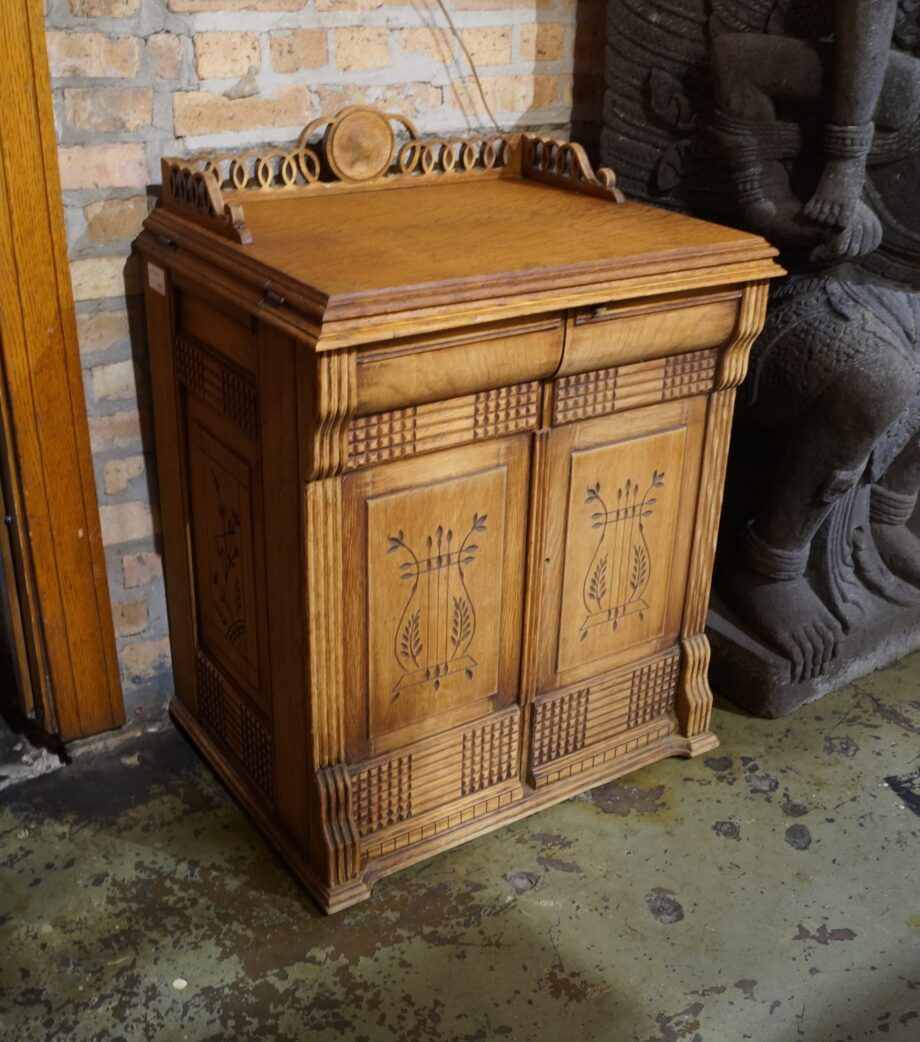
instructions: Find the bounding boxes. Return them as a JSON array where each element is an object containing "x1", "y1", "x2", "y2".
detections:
[
  {"x1": 312, "y1": 763, "x2": 361, "y2": 893},
  {"x1": 677, "y1": 730, "x2": 720, "y2": 758},
  {"x1": 317, "y1": 876, "x2": 372, "y2": 914}
]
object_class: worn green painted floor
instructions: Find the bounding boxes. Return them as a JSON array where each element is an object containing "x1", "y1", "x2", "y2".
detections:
[{"x1": 1, "y1": 655, "x2": 919, "y2": 1042}]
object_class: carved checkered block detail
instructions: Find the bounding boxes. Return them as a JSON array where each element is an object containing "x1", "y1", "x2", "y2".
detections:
[
  {"x1": 627, "y1": 655, "x2": 679, "y2": 729},
  {"x1": 195, "y1": 651, "x2": 274, "y2": 800},
  {"x1": 353, "y1": 755, "x2": 414, "y2": 837},
  {"x1": 473, "y1": 382, "x2": 540, "y2": 439},
  {"x1": 554, "y1": 369, "x2": 618, "y2": 424},
  {"x1": 221, "y1": 366, "x2": 259, "y2": 439},
  {"x1": 240, "y1": 704, "x2": 274, "y2": 797},
  {"x1": 662, "y1": 349, "x2": 718, "y2": 400},
  {"x1": 348, "y1": 408, "x2": 418, "y2": 468},
  {"x1": 175, "y1": 334, "x2": 258, "y2": 439},
  {"x1": 176, "y1": 334, "x2": 206, "y2": 396},
  {"x1": 531, "y1": 687, "x2": 589, "y2": 767},
  {"x1": 196, "y1": 652, "x2": 224, "y2": 737},
  {"x1": 461, "y1": 715, "x2": 518, "y2": 796}
]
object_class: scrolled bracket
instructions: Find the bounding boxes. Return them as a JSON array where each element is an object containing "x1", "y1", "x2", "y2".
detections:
[
  {"x1": 522, "y1": 135, "x2": 626, "y2": 202},
  {"x1": 160, "y1": 158, "x2": 253, "y2": 244}
]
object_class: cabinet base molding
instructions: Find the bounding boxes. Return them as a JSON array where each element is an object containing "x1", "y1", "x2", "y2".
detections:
[
  {"x1": 359, "y1": 728, "x2": 716, "y2": 901},
  {"x1": 171, "y1": 698, "x2": 372, "y2": 913},
  {"x1": 173, "y1": 692, "x2": 716, "y2": 913}
]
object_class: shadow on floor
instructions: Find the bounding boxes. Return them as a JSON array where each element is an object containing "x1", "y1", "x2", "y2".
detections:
[{"x1": 1, "y1": 654, "x2": 919, "y2": 1041}]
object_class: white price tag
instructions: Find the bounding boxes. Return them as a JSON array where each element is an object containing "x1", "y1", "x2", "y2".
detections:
[{"x1": 148, "y1": 264, "x2": 166, "y2": 295}]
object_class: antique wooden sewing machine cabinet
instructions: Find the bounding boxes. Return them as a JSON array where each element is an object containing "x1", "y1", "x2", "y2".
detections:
[{"x1": 138, "y1": 106, "x2": 780, "y2": 912}]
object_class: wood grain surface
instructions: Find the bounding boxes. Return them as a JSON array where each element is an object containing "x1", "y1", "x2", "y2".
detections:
[
  {"x1": 139, "y1": 106, "x2": 780, "y2": 912},
  {"x1": 0, "y1": 0, "x2": 122, "y2": 740}
]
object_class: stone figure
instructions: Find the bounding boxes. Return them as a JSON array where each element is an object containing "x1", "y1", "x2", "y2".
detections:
[{"x1": 602, "y1": 0, "x2": 920, "y2": 714}]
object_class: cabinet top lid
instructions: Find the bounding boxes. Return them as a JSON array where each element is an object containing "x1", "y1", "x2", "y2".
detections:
[{"x1": 143, "y1": 105, "x2": 781, "y2": 343}]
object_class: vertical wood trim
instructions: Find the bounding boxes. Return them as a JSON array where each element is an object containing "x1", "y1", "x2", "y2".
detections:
[
  {"x1": 678, "y1": 281, "x2": 770, "y2": 736},
  {"x1": 716, "y1": 281, "x2": 771, "y2": 393},
  {"x1": 309, "y1": 350, "x2": 357, "y2": 480},
  {"x1": 145, "y1": 271, "x2": 197, "y2": 717},
  {"x1": 301, "y1": 351, "x2": 352, "y2": 769},
  {"x1": 257, "y1": 324, "x2": 311, "y2": 846},
  {"x1": 0, "y1": 458, "x2": 40, "y2": 717},
  {"x1": 305, "y1": 478, "x2": 347, "y2": 767},
  {"x1": 0, "y1": 0, "x2": 123, "y2": 738},
  {"x1": 681, "y1": 389, "x2": 738, "y2": 639},
  {"x1": 518, "y1": 427, "x2": 549, "y2": 785}
]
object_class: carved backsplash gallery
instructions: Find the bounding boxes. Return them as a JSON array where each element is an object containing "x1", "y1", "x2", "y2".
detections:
[{"x1": 161, "y1": 105, "x2": 625, "y2": 244}]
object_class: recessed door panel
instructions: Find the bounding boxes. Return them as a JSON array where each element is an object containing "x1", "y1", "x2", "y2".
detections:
[
  {"x1": 343, "y1": 436, "x2": 530, "y2": 760},
  {"x1": 367, "y1": 467, "x2": 505, "y2": 735},
  {"x1": 189, "y1": 415, "x2": 261, "y2": 693},
  {"x1": 558, "y1": 426, "x2": 686, "y2": 674},
  {"x1": 539, "y1": 397, "x2": 706, "y2": 693}
]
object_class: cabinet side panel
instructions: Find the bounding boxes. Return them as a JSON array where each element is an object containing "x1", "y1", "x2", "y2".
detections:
[
  {"x1": 257, "y1": 325, "x2": 311, "y2": 845},
  {"x1": 169, "y1": 291, "x2": 277, "y2": 809},
  {"x1": 144, "y1": 268, "x2": 197, "y2": 717}
]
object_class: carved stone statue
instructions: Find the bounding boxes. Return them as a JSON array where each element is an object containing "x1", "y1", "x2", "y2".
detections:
[{"x1": 602, "y1": 0, "x2": 920, "y2": 714}]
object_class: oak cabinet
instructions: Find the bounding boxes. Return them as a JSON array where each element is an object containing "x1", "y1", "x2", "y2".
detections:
[{"x1": 138, "y1": 106, "x2": 780, "y2": 912}]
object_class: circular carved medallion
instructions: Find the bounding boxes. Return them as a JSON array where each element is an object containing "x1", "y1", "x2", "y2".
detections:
[{"x1": 325, "y1": 108, "x2": 395, "y2": 182}]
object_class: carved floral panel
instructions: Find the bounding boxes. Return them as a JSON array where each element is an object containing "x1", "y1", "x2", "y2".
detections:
[{"x1": 189, "y1": 422, "x2": 260, "y2": 693}]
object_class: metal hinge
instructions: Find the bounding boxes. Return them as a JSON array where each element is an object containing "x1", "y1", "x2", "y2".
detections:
[{"x1": 259, "y1": 282, "x2": 287, "y2": 308}]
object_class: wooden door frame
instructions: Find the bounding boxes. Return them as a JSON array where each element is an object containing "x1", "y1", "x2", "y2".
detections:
[{"x1": 0, "y1": 0, "x2": 124, "y2": 740}]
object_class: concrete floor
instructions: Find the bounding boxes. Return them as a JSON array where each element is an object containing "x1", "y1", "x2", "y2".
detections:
[
  {"x1": 1, "y1": 656, "x2": 918, "y2": 1042},
  {"x1": 0, "y1": 712, "x2": 62, "y2": 793}
]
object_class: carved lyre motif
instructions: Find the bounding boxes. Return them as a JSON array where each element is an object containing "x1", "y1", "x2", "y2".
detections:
[
  {"x1": 387, "y1": 514, "x2": 487, "y2": 700},
  {"x1": 581, "y1": 472, "x2": 665, "y2": 638}
]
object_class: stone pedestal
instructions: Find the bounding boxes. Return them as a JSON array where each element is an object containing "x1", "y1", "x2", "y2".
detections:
[
  {"x1": 602, "y1": 0, "x2": 920, "y2": 715},
  {"x1": 708, "y1": 597, "x2": 920, "y2": 717}
]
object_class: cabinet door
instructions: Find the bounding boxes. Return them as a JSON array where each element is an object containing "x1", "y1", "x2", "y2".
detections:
[
  {"x1": 342, "y1": 435, "x2": 530, "y2": 763},
  {"x1": 531, "y1": 397, "x2": 705, "y2": 784},
  {"x1": 340, "y1": 436, "x2": 530, "y2": 856}
]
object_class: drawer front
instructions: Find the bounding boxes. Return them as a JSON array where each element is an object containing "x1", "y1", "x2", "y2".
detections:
[
  {"x1": 342, "y1": 435, "x2": 531, "y2": 763},
  {"x1": 354, "y1": 315, "x2": 563, "y2": 415},
  {"x1": 562, "y1": 289, "x2": 741, "y2": 376}
]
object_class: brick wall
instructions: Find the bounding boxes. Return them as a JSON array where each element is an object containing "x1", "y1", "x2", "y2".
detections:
[{"x1": 44, "y1": 0, "x2": 603, "y2": 724}]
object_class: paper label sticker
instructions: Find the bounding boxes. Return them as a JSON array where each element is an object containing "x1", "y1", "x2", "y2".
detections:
[{"x1": 148, "y1": 264, "x2": 166, "y2": 295}]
